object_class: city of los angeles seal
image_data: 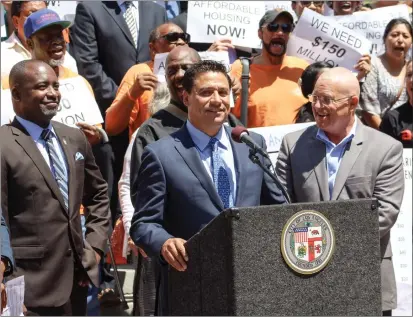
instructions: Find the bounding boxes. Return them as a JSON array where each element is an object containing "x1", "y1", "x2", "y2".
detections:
[{"x1": 281, "y1": 210, "x2": 335, "y2": 275}]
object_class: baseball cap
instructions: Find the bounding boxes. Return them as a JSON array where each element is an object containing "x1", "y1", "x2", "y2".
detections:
[
  {"x1": 24, "y1": 8, "x2": 71, "y2": 39},
  {"x1": 259, "y1": 10, "x2": 295, "y2": 28}
]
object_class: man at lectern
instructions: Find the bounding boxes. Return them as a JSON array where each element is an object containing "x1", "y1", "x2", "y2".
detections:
[
  {"x1": 276, "y1": 67, "x2": 404, "y2": 316},
  {"x1": 130, "y1": 60, "x2": 286, "y2": 315}
]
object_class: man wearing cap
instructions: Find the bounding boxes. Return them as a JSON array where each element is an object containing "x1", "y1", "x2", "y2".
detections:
[
  {"x1": 230, "y1": 10, "x2": 308, "y2": 128},
  {"x1": 0, "y1": 1, "x2": 77, "y2": 81}
]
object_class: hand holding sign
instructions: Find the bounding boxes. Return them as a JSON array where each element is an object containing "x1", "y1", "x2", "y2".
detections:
[
  {"x1": 354, "y1": 54, "x2": 371, "y2": 80},
  {"x1": 207, "y1": 38, "x2": 235, "y2": 52},
  {"x1": 129, "y1": 73, "x2": 158, "y2": 100}
]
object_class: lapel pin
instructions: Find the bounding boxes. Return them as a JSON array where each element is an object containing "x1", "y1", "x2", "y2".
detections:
[{"x1": 63, "y1": 139, "x2": 67, "y2": 145}]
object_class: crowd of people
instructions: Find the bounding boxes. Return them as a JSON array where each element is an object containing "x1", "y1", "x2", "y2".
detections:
[{"x1": 0, "y1": 0, "x2": 412, "y2": 316}]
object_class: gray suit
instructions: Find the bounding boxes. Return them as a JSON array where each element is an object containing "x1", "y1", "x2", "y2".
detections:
[{"x1": 276, "y1": 121, "x2": 404, "y2": 311}]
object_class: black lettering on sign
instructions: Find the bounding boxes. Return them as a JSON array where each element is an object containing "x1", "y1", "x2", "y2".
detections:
[
  {"x1": 46, "y1": 1, "x2": 60, "y2": 6},
  {"x1": 60, "y1": 112, "x2": 85, "y2": 125},
  {"x1": 158, "y1": 61, "x2": 165, "y2": 71},
  {"x1": 207, "y1": 24, "x2": 246, "y2": 39},
  {"x1": 58, "y1": 98, "x2": 71, "y2": 112},
  {"x1": 310, "y1": 17, "x2": 329, "y2": 34}
]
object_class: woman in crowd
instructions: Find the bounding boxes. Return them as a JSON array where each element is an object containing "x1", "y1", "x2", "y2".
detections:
[
  {"x1": 360, "y1": 18, "x2": 412, "y2": 129},
  {"x1": 295, "y1": 61, "x2": 332, "y2": 123},
  {"x1": 380, "y1": 60, "x2": 413, "y2": 148}
]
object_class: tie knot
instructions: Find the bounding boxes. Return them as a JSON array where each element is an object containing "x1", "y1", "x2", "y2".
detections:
[
  {"x1": 41, "y1": 129, "x2": 52, "y2": 141},
  {"x1": 209, "y1": 137, "x2": 219, "y2": 149},
  {"x1": 124, "y1": 1, "x2": 132, "y2": 8}
]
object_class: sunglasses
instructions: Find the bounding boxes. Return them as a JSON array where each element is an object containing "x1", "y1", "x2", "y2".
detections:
[
  {"x1": 266, "y1": 23, "x2": 293, "y2": 33},
  {"x1": 160, "y1": 32, "x2": 191, "y2": 43},
  {"x1": 301, "y1": 1, "x2": 324, "y2": 7}
]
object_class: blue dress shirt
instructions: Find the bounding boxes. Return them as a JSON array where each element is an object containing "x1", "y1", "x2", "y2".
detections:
[
  {"x1": 316, "y1": 119, "x2": 357, "y2": 199},
  {"x1": 16, "y1": 116, "x2": 68, "y2": 179},
  {"x1": 186, "y1": 120, "x2": 237, "y2": 203}
]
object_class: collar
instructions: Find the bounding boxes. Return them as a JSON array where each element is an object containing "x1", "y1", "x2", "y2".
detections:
[
  {"x1": 170, "y1": 99, "x2": 188, "y2": 113},
  {"x1": 3, "y1": 32, "x2": 30, "y2": 53},
  {"x1": 15, "y1": 116, "x2": 54, "y2": 141},
  {"x1": 316, "y1": 117, "x2": 357, "y2": 147},
  {"x1": 117, "y1": 0, "x2": 138, "y2": 8},
  {"x1": 186, "y1": 120, "x2": 230, "y2": 153}
]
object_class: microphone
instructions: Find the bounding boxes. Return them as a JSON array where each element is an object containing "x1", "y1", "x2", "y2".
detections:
[{"x1": 231, "y1": 126, "x2": 270, "y2": 160}]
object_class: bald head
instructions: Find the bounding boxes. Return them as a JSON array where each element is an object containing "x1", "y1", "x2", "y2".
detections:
[
  {"x1": 166, "y1": 46, "x2": 201, "y2": 66},
  {"x1": 9, "y1": 59, "x2": 53, "y2": 88},
  {"x1": 316, "y1": 67, "x2": 360, "y2": 98}
]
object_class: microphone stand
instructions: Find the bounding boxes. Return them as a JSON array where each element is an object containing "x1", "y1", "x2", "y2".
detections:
[{"x1": 248, "y1": 149, "x2": 291, "y2": 204}]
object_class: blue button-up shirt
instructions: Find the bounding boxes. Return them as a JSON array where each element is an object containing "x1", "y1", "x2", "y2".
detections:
[
  {"x1": 16, "y1": 116, "x2": 68, "y2": 179},
  {"x1": 186, "y1": 120, "x2": 237, "y2": 203},
  {"x1": 316, "y1": 119, "x2": 357, "y2": 199}
]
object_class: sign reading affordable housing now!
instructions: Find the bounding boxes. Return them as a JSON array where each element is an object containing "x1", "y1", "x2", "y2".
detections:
[
  {"x1": 286, "y1": 8, "x2": 371, "y2": 71},
  {"x1": 1, "y1": 77, "x2": 103, "y2": 127},
  {"x1": 187, "y1": 1, "x2": 266, "y2": 49},
  {"x1": 332, "y1": 4, "x2": 411, "y2": 56}
]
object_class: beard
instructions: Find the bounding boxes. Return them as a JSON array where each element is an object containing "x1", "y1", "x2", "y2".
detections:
[
  {"x1": 262, "y1": 39, "x2": 287, "y2": 57},
  {"x1": 49, "y1": 58, "x2": 65, "y2": 67},
  {"x1": 40, "y1": 104, "x2": 58, "y2": 118}
]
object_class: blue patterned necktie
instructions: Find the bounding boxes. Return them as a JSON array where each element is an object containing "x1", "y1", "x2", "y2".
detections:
[
  {"x1": 209, "y1": 138, "x2": 233, "y2": 209},
  {"x1": 41, "y1": 129, "x2": 69, "y2": 210}
]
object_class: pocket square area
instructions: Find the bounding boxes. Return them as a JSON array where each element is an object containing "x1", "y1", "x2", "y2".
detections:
[{"x1": 75, "y1": 152, "x2": 85, "y2": 161}]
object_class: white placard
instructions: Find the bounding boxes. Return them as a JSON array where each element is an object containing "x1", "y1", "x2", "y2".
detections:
[
  {"x1": 153, "y1": 53, "x2": 169, "y2": 82},
  {"x1": 264, "y1": 1, "x2": 298, "y2": 21},
  {"x1": 286, "y1": 8, "x2": 371, "y2": 71},
  {"x1": 187, "y1": 1, "x2": 266, "y2": 49},
  {"x1": 332, "y1": 4, "x2": 411, "y2": 56},
  {"x1": 1, "y1": 77, "x2": 103, "y2": 127},
  {"x1": 45, "y1": 0, "x2": 78, "y2": 22},
  {"x1": 252, "y1": 123, "x2": 412, "y2": 316},
  {"x1": 392, "y1": 149, "x2": 412, "y2": 316}
]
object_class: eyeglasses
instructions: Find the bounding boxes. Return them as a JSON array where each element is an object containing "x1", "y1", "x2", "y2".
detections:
[
  {"x1": 308, "y1": 94, "x2": 352, "y2": 106},
  {"x1": 265, "y1": 23, "x2": 293, "y2": 33},
  {"x1": 160, "y1": 32, "x2": 190, "y2": 43},
  {"x1": 301, "y1": 1, "x2": 324, "y2": 8}
]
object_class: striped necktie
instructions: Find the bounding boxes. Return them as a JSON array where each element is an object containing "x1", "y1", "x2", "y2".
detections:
[
  {"x1": 124, "y1": 1, "x2": 138, "y2": 48},
  {"x1": 209, "y1": 138, "x2": 233, "y2": 209},
  {"x1": 41, "y1": 129, "x2": 69, "y2": 210}
]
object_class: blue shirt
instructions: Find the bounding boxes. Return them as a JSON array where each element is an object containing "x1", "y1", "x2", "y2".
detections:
[
  {"x1": 316, "y1": 120, "x2": 357, "y2": 199},
  {"x1": 186, "y1": 120, "x2": 237, "y2": 203},
  {"x1": 16, "y1": 116, "x2": 68, "y2": 180}
]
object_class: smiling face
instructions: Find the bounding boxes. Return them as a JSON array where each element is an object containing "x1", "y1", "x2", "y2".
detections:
[
  {"x1": 384, "y1": 23, "x2": 412, "y2": 60},
  {"x1": 27, "y1": 24, "x2": 66, "y2": 67},
  {"x1": 12, "y1": 63, "x2": 61, "y2": 128},
  {"x1": 259, "y1": 15, "x2": 293, "y2": 57},
  {"x1": 183, "y1": 71, "x2": 231, "y2": 137},
  {"x1": 333, "y1": 1, "x2": 359, "y2": 15}
]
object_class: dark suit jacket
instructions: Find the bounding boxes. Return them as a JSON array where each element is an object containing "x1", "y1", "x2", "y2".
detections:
[
  {"x1": 70, "y1": 1, "x2": 167, "y2": 113},
  {"x1": 0, "y1": 119, "x2": 110, "y2": 308},
  {"x1": 1, "y1": 214, "x2": 13, "y2": 275},
  {"x1": 130, "y1": 124, "x2": 286, "y2": 256}
]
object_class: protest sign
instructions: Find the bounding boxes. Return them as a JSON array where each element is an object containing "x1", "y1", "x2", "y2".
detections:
[
  {"x1": 286, "y1": 8, "x2": 371, "y2": 71},
  {"x1": 332, "y1": 4, "x2": 410, "y2": 56},
  {"x1": 45, "y1": 0, "x2": 77, "y2": 22},
  {"x1": 391, "y1": 149, "x2": 412, "y2": 316},
  {"x1": 153, "y1": 53, "x2": 169, "y2": 82},
  {"x1": 264, "y1": 1, "x2": 297, "y2": 21},
  {"x1": 1, "y1": 77, "x2": 103, "y2": 127},
  {"x1": 252, "y1": 123, "x2": 412, "y2": 316},
  {"x1": 187, "y1": 1, "x2": 266, "y2": 48}
]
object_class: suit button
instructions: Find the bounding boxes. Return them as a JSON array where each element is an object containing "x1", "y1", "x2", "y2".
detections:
[{"x1": 66, "y1": 249, "x2": 72, "y2": 257}]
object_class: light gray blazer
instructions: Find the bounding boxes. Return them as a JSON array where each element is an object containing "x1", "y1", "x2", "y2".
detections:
[{"x1": 276, "y1": 121, "x2": 404, "y2": 310}]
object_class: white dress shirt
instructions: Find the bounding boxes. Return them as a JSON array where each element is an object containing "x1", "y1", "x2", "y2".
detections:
[{"x1": 1, "y1": 32, "x2": 78, "y2": 81}]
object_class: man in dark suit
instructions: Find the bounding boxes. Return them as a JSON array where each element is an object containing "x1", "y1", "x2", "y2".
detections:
[
  {"x1": 130, "y1": 60, "x2": 286, "y2": 314},
  {"x1": 70, "y1": 0, "x2": 167, "y2": 236},
  {"x1": 0, "y1": 60, "x2": 110, "y2": 315}
]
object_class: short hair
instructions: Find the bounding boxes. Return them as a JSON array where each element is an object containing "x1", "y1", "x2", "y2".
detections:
[
  {"x1": 182, "y1": 60, "x2": 231, "y2": 93},
  {"x1": 9, "y1": 59, "x2": 50, "y2": 87},
  {"x1": 300, "y1": 62, "x2": 333, "y2": 98},
  {"x1": 383, "y1": 18, "x2": 413, "y2": 43},
  {"x1": 11, "y1": 1, "x2": 47, "y2": 18}
]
